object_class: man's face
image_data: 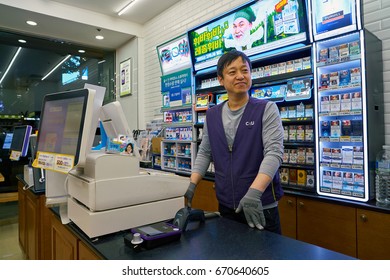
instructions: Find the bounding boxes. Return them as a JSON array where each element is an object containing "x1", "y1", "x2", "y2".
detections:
[
  {"x1": 218, "y1": 57, "x2": 252, "y2": 96},
  {"x1": 233, "y1": 17, "x2": 252, "y2": 45}
]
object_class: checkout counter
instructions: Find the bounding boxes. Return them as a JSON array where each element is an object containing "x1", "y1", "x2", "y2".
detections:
[
  {"x1": 68, "y1": 212, "x2": 354, "y2": 260},
  {"x1": 17, "y1": 175, "x2": 354, "y2": 260}
]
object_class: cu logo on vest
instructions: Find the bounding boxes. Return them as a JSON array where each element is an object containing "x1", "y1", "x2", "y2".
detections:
[{"x1": 245, "y1": 121, "x2": 255, "y2": 128}]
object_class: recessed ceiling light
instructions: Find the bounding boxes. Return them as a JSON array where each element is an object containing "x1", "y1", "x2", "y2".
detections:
[
  {"x1": 95, "y1": 35, "x2": 104, "y2": 40},
  {"x1": 18, "y1": 39, "x2": 27, "y2": 44},
  {"x1": 78, "y1": 49, "x2": 86, "y2": 53},
  {"x1": 26, "y1": 20, "x2": 37, "y2": 26}
]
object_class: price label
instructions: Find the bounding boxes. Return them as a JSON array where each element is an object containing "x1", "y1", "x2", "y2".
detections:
[
  {"x1": 55, "y1": 155, "x2": 74, "y2": 173},
  {"x1": 33, "y1": 152, "x2": 74, "y2": 173},
  {"x1": 9, "y1": 150, "x2": 21, "y2": 161}
]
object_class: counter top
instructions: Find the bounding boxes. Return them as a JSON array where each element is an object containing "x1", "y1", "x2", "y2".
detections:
[
  {"x1": 69, "y1": 216, "x2": 354, "y2": 260},
  {"x1": 283, "y1": 188, "x2": 390, "y2": 213}
]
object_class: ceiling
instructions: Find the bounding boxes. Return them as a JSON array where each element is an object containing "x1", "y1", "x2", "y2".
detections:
[{"x1": 0, "y1": 0, "x2": 181, "y2": 92}]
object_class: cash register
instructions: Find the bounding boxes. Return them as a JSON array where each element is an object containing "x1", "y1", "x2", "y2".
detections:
[{"x1": 34, "y1": 87, "x2": 188, "y2": 238}]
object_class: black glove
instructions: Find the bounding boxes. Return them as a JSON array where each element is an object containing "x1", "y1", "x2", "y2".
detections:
[
  {"x1": 184, "y1": 182, "x2": 197, "y2": 208},
  {"x1": 235, "y1": 188, "x2": 265, "y2": 230}
]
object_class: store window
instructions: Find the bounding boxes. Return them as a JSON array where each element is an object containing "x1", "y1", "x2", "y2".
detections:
[{"x1": 0, "y1": 30, "x2": 115, "y2": 117}]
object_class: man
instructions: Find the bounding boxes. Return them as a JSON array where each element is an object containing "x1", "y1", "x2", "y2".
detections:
[
  {"x1": 185, "y1": 50, "x2": 284, "y2": 234},
  {"x1": 224, "y1": 6, "x2": 264, "y2": 51}
]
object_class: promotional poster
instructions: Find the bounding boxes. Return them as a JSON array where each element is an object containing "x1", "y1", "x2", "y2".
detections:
[
  {"x1": 188, "y1": 0, "x2": 307, "y2": 71},
  {"x1": 161, "y1": 68, "x2": 192, "y2": 107}
]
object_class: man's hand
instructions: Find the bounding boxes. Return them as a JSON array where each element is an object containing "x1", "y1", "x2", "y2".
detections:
[
  {"x1": 184, "y1": 182, "x2": 197, "y2": 208},
  {"x1": 235, "y1": 188, "x2": 265, "y2": 230}
]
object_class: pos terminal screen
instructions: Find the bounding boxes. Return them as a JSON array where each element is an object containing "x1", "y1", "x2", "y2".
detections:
[{"x1": 37, "y1": 90, "x2": 88, "y2": 166}]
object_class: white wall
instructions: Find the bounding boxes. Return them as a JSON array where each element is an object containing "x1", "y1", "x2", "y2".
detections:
[
  {"x1": 116, "y1": 37, "x2": 139, "y2": 131},
  {"x1": 140, "y1": 0, "x2": 390, "y2": 143},
  {"x1": 362, "y1": 0, "x2": 390, "y2": 143}
]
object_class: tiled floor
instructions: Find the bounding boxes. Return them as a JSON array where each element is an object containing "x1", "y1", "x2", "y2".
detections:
[{"x1": 0, "y1": 201, "x2": 25, "y2": 260}]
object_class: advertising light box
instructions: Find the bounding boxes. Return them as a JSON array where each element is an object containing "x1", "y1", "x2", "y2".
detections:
[
  {"x1": 157, "y1": 34, "x2": 192, "y2": 76},
  {"x1": 312, "y1": 0, "x2": 360, "y2": 41},
  {"x1": 188, "y1": 0, "x2": 309, "y2": 72}
]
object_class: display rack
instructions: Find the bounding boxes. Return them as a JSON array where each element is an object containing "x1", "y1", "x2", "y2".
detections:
[{"x1": 314, "y1": 30, "x2": 383, "y2": 202}]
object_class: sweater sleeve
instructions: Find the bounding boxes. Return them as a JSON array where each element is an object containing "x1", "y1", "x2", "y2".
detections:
[{"x1": 259, "y1": 102, "x2": 284, "y2": 178}]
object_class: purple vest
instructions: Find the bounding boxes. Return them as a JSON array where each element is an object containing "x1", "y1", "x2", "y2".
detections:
[{"x1": 206, "y1": 97, "x2": 283, "y2": 209}]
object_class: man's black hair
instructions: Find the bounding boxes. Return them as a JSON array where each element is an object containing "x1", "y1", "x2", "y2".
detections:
[{"x1": 217, "y1": 50, "x2": 252, "y2": 78}]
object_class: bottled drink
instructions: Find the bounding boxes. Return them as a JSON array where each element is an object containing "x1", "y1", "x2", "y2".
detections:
[{"x1": 375, "y1": 145, "x2": 390, "y2": 204}]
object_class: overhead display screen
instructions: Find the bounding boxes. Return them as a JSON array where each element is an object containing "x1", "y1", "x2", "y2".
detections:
[
  {"x1": 157, "y1": 34, "x2": 192, "y2": 75},
  {"x1": 312, "y1": 0, "x2": 358, "y2": 40},
  {"x1": 188, "y1": 0, "x2": 309, "y2": 72}
]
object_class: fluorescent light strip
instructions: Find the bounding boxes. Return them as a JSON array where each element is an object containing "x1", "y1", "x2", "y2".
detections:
[
  {"x1": 41, "y1": 54, "x2": 71, "y2": 81},
  {"x1": 0, "y1": 47, "x2": 22, "y2": 85},
  {"x1": 118, "y1": 0, "x2": 135, "y2": 16}
]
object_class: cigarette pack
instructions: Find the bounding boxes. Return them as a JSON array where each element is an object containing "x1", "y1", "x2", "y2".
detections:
[
  {"x1": 264, "y1": 65, "x2": 271, "y2": 77},
  {"x1": 338, "y1": 43, "x2": 349, "y2": 58},
  {"x1": 351, "y1": 92, "x2": 362, "y2": 110},
  {"x1": 321, "y1": 120, "x2": 330, "y2": 137},
  {"x1": 350, "y1": 67, "x2": 361, "y2": 85},
  {"x1": 306, "y1": 170, "x2": 315, "y2": 187},
  {"x1": 329, "y1": 46, "x2": 339, "y2": 60},
  {"x1": 302, "y1": 57, "x2": 311, "y2": 69},
  {"x1": 289, "y1": 125, "x2": 297, "y2": 142},
  {"x1": 296, "y1": 103, "x2": 305, "y2": 118},
  {"x1": 322, "y1": 147, "x2": 332, "y2": 163},
  {"x1": 305, "y1": 125, "x2": 313, "y2": 142},
  {"x1": 283, "y1": 149, "x2": 290, "y2": 163},
  {"x1": 289, "y1": 169, "x2": 297, "y2": 185},
  {"x1": 288, "y1": 105, "x2": 297, "y2": 118},
  {"x1": 329, "y1": 71, "x2": 339, "y2": 87},
  {"x1": 297, "y1": 147, "x2": 306, "y2": 164},
  {"x1": 330, "y1": 120, "x2": 341, "y2": 137},
  {"x1": 320, "y1": 96, "x2": 330, "y2": 112},
  {"x1": 286, "y1": 60, "x2": 294, "y2": 73},
  {"x1": 319, "y1": 48, "x2": 329, "y2": 62},
  {"x1": 331, "y1": 148, "x2": 342, "y2": 164},
  {"x1": 296, "y1": 125, "x2": 305, "y2": 142},
  {"x1": 278, "y1": 62, "x2": 286, "y2": 74},
  {"x1": 305, "y1": 148, "x2": 314, "y2": 165},
  {"x1": 297, "y1": 169, "x2": 307, "y2": 186},
  {"x1": 330, "y1": 94, "x2": 340, "y2": 112},
  {"x1": 280, "y1": 106, "x2": 288, "y2": 118},
  {"x1": 340, "y1": 93, "x2": 351, "y2": 111},
  {"x1": 351, "y1": 119, "x2": 363, "y2": 136},
  {"x1": 320, "y1": 73, "x2": 330, "y2": 88},
  {"x1": 294, "y1": 59, "x2": 303, "y2": 71},
  {"x1": 339, "y1": 69, "x2": 350, "y2": 86},
  {"x1": 280, "y1": 168, "x2": 289, "y2": 184},
  {"x1": 322, "y1": 170, "x2": 333, "y2": 188},
  {"x1": 349, "y1": 41, "x2": 361, "y2": 56},
  {"x1": 305, "y1": 104, "x2": 313, "y2": 117},
  {"x1": 341, "y1": 120, "x2": 352, "y2": 136},
  {"x1": 271, "y1": 64, "x2": 279, "y2": 76},
  {"x1": 353, "y1": 146, "x2": 364, "y2": 165},
  {"x1": 289, "y1": 149, "x2": 298, "y2": 164},
  {"x1": 332, "y1": 171, "x2": 343, "y2": 190},
  {"x1": 342, "y1": 146, "x2": 354, "y2": 164}
]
